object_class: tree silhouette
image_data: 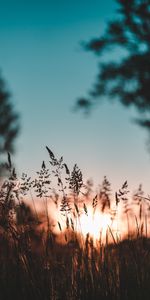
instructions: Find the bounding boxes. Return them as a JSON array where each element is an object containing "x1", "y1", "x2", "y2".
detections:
[
  {"x1": 76, "y1": 0, "x2": 150, "y2": 129},
  {"x1": 0, "y1": 74, "x2": 19, "y2": 159}
]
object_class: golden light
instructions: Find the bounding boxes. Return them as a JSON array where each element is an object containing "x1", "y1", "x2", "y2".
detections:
[
  {"x1": 76, "y1": 207, "x2": 112, "y2": 241},
  {"x1": 49, "y1": 201, "x2": 120, "y2": 245}
]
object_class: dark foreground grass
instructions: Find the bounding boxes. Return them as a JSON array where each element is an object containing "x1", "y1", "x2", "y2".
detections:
[
  {"x1": 0, "y1": 149, "x2": 150, "y2": 300},
  {"x1": 0, "y1": 229, "x2": 150, "y2": 300}
]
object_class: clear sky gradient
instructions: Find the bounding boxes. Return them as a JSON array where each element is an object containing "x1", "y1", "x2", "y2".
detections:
[{"x1": 0, "y1": 0, "x2": 150, "y2": 193}]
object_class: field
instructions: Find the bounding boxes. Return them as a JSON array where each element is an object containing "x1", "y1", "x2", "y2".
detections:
[{"x1": 0, "y1": 149, "x2": 150, "y2": 300}]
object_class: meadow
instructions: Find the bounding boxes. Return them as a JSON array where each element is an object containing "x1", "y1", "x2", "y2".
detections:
[{"x1": 0, "y1": 148, "x2": 150, "y2": 300}]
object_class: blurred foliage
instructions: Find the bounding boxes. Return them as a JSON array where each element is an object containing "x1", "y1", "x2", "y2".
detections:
[
  {"x1": 76, "y1": 0, "x2": 150, "y2": 129},
  {"x1": 0, "y1": 74, "x2": 19, "y2": 172}
]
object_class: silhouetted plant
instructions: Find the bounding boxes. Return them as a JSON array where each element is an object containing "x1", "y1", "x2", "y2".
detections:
[
  {"x1": 33, "y1": 161, "x2": 51, "y2": 198},
  {"x1": 115, "y1": 180, "x2": 129, "y2": 205},
  {"x1": 99, "y1": 176, "x2": 111, "y2": 212},
  {"x1": 0, "y1": 149, "x2": 150, "y2": 300},
  {"x1": 69, "y1": 164, "x2": 83, "y2": 197}
]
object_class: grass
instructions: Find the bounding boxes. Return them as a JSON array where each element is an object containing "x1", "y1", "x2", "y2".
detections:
[{"x1": 0, "y1": 148, "x2": 150, "y2": 300}]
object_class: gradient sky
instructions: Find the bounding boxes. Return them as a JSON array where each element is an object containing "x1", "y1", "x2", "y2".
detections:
[{"x1": 0, "y1": 0, "x2": 150, "y2": 194}]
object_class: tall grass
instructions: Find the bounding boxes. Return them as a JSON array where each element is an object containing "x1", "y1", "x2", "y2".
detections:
[{"x1": 0, "y1": 149, "x2": 150, "y2": 300}]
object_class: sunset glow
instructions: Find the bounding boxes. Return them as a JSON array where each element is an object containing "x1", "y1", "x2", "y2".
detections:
[{"x1": 78, "y1": 209, "x2": 112, "y2": 240}]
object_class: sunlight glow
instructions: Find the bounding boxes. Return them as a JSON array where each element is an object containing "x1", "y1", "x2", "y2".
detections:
[{"x1": 78, "y1": 208, "x2": 112, "y2": 240}]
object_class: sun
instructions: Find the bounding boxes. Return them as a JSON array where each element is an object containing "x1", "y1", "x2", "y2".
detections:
[{"x1": 78, "y1": 208, "x2": 112, "y2": 241}]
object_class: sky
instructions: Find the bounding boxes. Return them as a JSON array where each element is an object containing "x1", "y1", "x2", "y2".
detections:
[{"x1": 0, "y1": 0, "x2": 150, "y2": 194}]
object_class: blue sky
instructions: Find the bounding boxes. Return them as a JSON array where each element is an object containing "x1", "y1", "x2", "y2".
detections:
[{"x1": 0, "y1": 0, "x2": 150, "y2": 193}]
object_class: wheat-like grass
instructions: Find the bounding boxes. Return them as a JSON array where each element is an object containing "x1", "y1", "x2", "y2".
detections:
[{"x1": 0, "y1": 149, "x2": 150, "y2": 299}]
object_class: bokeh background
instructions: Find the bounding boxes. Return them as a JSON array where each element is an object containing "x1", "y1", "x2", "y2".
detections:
[{"x1": 0, "y1": 0, "x2": 150, "y2": 192}]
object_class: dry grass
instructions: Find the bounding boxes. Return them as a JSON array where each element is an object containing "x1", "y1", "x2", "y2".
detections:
[{"x1": 0, "y1": 149, "x2": 150, "y2": 300}]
